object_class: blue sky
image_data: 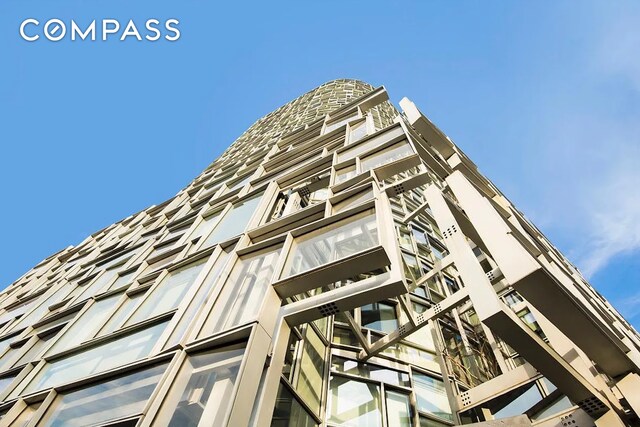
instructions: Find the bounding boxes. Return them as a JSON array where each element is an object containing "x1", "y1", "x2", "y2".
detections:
[{"x1": 1, "y1": 1, "x2": 639, "y2": 327}]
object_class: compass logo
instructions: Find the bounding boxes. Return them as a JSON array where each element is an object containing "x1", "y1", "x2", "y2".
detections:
[{"x1": 19, "y1": 18, "x2": 181, "y2": 42}]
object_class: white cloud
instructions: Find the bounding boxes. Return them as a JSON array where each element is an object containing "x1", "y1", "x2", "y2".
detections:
[
  {"x1": 577, "y1": 160, "x2": 640, "y2": 278},
  {"x1": 527, "y1": 4, "x2": 640, "y2": 279}
]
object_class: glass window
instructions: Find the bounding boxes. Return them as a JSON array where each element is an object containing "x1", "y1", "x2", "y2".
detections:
[
  {"x1": 413, "y1": 373, "x2": 453, "y2": 421},
  {"x1": 165, "y1": 251, "x2": 230, "y2": 348},
  {"x1": 504, "y1": 291, "x2": 524, "y2": 308},
  {"x1": 0, "y1": 299, "x2": 36, "y2": 325},
  {"x1": 0, "y1": 373, "x2": 17, "y2": 395},
  {"x1": 349, "y1": 122, "x2": 368, "y2": 144},
  {"x1": 403, "y1": 253, "x2": 422, "y2": 282},
  {"x1": 331, "y1": 356, "x2": 410, "y2": 387},
  {"x1": 40, "y1": 362, "x2": 168, "y2": 427},
  {"x1": 517, "y1": 309, "x2": 546, "y2": 339},
  {"x1": 15, "y1": 329, "x2": 60, "y2": 366},
  {"x1": 420, "y1": 416, "x2": 450, "y2": 427},
  {"x1": 336, "y1": 135, "x2": 380, "y2": 163},
  {"x1": 333, "y1": 189, "x2": 374, "y2": 213},
  {"x1": 386, "y1": 391, "x2": 412, "y2": 427},
  {"x1": 201, "y1": 192, "x2": 263, "y2": 248},
  {"x1": 189, "y1": 211, "x2": 223, "y2": 242},
  {"x1": 207, "y1": 247, "x2": 281, "y2": 333},
  {"x1": 98, "y1": 292, "x2": 146, "y2": 336},
  {"x1": 284, "y1": 211, "x2": 378, "y2": 277},
  {"x1": 335, "y1": 165, "x2": 357, "y2": 185},
  {"x1": 12, "y1": 286, "x2": 74, "y2": 330},
  {"x1": 165, "y1": 344, "x2": 244, "y2": 427},
  {"x1": 107, "y1": 270, "x2": 135, "y2": 291},
  {"x1": 47, "y1": 293, "x2": 123, "y2": 355},
  {"x1": 76, "y1": 263, "x2": 128, "y2": 302},
  {"x1": 332, "y1": 327, "x2": 359, "y2": 347},
  {"x1": 125, "y1": 258, "x2": 207, "y2": 326},
  {"x1": 294, "y1": 326, "x2": 325, "y2": 414},
  {"x1": 361, "y1": 302, "x2": 398, "y2": 333},
  {"x1": 25, "y1": 321, "x2": 168, "y2": 394},
  {"x1": 271, "y1": 382, "x2": 317, "y2": 427},
  {"x1": 11, "y1": 401, "x2": 42, "y2": 427},
  {"x1": 360, "y1": 142, "x2": 414, "y2": 172},
  {"x1": 328, "y1": 375, "x2": 382, "y2": 427},
  {"x1": 444, "y1": 277, "x2": 460, "y2": 294},
  {"x1": 325, "y1": 114, "x2": 358, "y2": 133}
]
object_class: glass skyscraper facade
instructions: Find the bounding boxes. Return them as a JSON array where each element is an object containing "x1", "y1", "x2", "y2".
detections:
[{"x1": 0, "y1": 79, "x2": 638, "y2": 426}]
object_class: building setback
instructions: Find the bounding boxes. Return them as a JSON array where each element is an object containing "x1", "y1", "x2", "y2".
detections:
[{"x1": 0, "y1": 79, "x2": 638, "y2": 426}]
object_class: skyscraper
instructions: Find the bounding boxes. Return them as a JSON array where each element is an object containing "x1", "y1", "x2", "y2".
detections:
[{"x1": 0, "y1": 79, "x2": 638, "y2": 426}]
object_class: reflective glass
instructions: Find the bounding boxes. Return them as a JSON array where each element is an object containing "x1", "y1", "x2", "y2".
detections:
[
  {"x1": 41, "y1": 362, "x2": 168, "y2": 427},
  {"x1": 271, "y1": 382, "x2": 317, "y2": 427},
  {"x1": 166, "y1": 344, "x2": 244, "y2": 427},
  {"x1": 25, "y1": 321, "x2": 168, "y2": 393},
  {"x1": 295, "y1": 326, "x2": 325, "y2": 414},
  {"x1": 328, "y1": 375, "x2": 382, "y2": 426},
  {"x1": 165, "y1": 251, "x2": 230, "y2": 347},
  {"x1": 98, "y1": 292, "x2": 146, "y2": 336},
  {"x1": 208, "y1": 247, "x2": 281, "y2": 332},
  {"x1": 201, "y1": 192, "x2": 263, "y2": 247},
  {"x1": 361, "y1": 302, "x2": 398, "y2": 333},
  {"x1": 333, "y1": 189, "x2": 374, "y2": 213},
  {"x1": 386, "y1": 391, "x2": 411, "y2": 427},
  {"x1": 413, "y1": 373, "x2": 453, "y2": 421},
  {"x1": 361, "y1": 142, "x2": 414, "y2": 172},
  {"x1": 285, "y1": 211, "x2": 378, "y2": 277},
  {"x1": 331, "y1": 356, "x2": 410, "y2": 386},
  {"x1": 47, "y1": 293, "x2": 123, "y2": 355},
  {"x1": 126, "y1": 258, "x2": 207, "y2": 326}
]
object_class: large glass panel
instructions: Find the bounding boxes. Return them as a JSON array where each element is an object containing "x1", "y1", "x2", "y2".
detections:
[
  {"x1": 0, "y1": 299, "x2": 36, "y2": 325},
  {"x1": 336, "y1": 135, "x2": 379, "y2": 163},
  {"x1": 0, "y1": 373, "x2": 17, "y2": 395},
  {"x1": 335, "y1": 165, "x2": 357, "y2": 185},
  {"x1": 413, "y1": 373, "x2": 453, "y2": 422},
  {"x1": 331, "y1": 356, "x2": 410, "y2": 387},
  {"x1": 386, "y1": 391, "x2": 412, "y2": 427},
  {"x1": 125, "y1": 259, "x2": 207, "y2": 326},
  {"x1": 107, "y1": 270, "x2": 135, "y2": 292},
  {"x1": 165, "y1": 251, "x2": 230, "y2": 348},
  {"x1": 333, "y1": 189, "x2": 374, "y2": 213},
  {"x1": 361, "y1": 302, "x2": 398, "y2": 333},
  {"x1": 208, "y1": 247, "x2": 281, "y2": 332},
  {"x1": 420, "y1": 416, "x2": 450, "y2": 427},
  {"x1": 328, "y1": 375, "x2": 382, "y2": 427},
  {"x1": 325, "y1": 113, "x2": 358, "y2": 133},
  {"x1": 295, "y1": 326, "x2": 325, "y2": 415},
  {"x1": 517, "y1": 309, "x2": 546, "y2": 339},
  {"x1": 11, "y1": 402, "x2": 42, "y2": 427},
  {"x1": 284, "y1": 211, "x2": 378, "y2": 277},
  {"x1": 349, "y1": 122, "x2": 368, "y2": 144},
  {"x1": 166, "y1": 344, "x2": 244, "y2": 427},
  {"x1": 41, "y1": 362, "x2": 168, "y2": 427},
  {"x1": 189, "y1": 211, "x2": 223, "y2": 242},
  {"x1": 47, "y1": 293, "x2": 123, "y2": 355},
  {"x1": 201, "y1": 192, "x2": 263, "y2": 248},
  {"x1": 271, "y1": 382, "x2": 317, "y2": 427},
  {"x1": 75, "y1": 266, "x2": 123, "y2": 302},
  {"x1": 98, "y1": 292, "x2": 146, "y2": 336},
  {"x1": 25, "y1": 320, "x2": 168, "y2": 394},
  {"x1": 360, "y1": 142, "x2": 414, "y2": 172},
  {"x1": 15, "y1": 329, "x2": 59, "y2": 366},
  {"x1": 12, "y1": 285, "x2": 73, "y2": 330}
]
